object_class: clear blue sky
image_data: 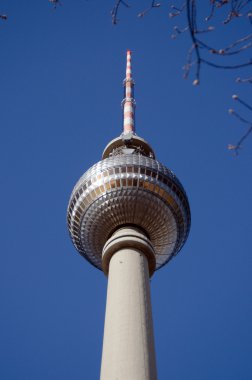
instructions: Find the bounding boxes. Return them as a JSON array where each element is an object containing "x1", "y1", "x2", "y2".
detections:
[{"x1": 1, "y1": 1, "x2": 252, "y2": 379}]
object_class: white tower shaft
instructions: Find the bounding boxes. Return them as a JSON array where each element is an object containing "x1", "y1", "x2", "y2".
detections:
[{"x1": 100, "y1": 228, "x2": 158, "y2": 380}]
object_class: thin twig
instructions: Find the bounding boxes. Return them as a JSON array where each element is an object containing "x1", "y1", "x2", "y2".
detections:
[
  {"x1": 111, "y1": 0, "x2": 130, "y2": 25},
  {"x1": 228, "y1": 95, "x2": 252, "y2": 154},
  {"x1": 138, "y1": 1, "x2": 161, "y2": 18},
  {"x1": 48, "y1": 0, "x2": 62, "y2": 10}
]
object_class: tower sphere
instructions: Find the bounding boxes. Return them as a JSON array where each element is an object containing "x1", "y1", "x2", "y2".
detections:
[
  {"x1": 67, "y1": 52, "x2": 191, "y2": 273},
  {"x1": 67, "y1": 134, "x2": 190, "y2": 271}
]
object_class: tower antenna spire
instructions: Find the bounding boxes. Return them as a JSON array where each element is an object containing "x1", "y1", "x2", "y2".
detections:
[{"x1": 122, "y1": 50, "x2": 136, "y2": 135}]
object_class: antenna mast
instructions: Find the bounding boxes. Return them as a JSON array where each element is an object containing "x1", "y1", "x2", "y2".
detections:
[{"x1": 122, "y1": 50, "x2": 136, "y2": 135}]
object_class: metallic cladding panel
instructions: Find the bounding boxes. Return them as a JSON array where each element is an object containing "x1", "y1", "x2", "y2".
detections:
[{"x1": 67, "y1": 154, "x2": 191, "y2": 271}]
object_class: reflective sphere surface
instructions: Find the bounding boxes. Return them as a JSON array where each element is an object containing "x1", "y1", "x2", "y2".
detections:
[{"x1": 67, "y1": 154, "x2": 190, "y2": 271}]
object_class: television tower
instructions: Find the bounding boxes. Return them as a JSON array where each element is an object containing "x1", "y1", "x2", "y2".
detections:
[{"x1": 67, "y1": 51, "x2": 191, "y2": 380}]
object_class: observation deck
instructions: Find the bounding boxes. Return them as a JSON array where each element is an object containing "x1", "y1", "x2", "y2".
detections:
[{"x1": 67, "y1": 132, "x2": 190, "y2": 272}]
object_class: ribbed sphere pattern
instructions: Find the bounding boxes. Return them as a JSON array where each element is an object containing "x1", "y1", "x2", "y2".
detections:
[{"x1": 67, "y1": 154, "x2": 191, "y2": 271}]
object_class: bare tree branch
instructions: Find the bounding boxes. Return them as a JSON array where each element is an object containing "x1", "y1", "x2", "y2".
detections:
[
  {"x1": 236, "y1": 76, "x2": 252, "y2": 83},
  {"x1": 138, "y1": 1, "x2": 161, "y2": 18},
  {"x1": 111, "y1": 0, "x2": 130, "y2": 25},
  {"x1": 228, "y1": 95, "x2": 252, "y2": 154},
  {"x1": 48, "y1": 0, "x2": 62, "y2": 10},
  {"x1": 169, "y1": 0, "x2": 252, "y2": 152}
]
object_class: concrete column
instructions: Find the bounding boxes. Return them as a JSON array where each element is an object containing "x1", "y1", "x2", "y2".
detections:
[{"x1": 100, "y1": 227, "x2": 157, "y2": 380}]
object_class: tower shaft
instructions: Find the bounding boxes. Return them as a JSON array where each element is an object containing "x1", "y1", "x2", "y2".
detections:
[{"x1": 100, "y1": 228, "x2": 158, "y2": 380}]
